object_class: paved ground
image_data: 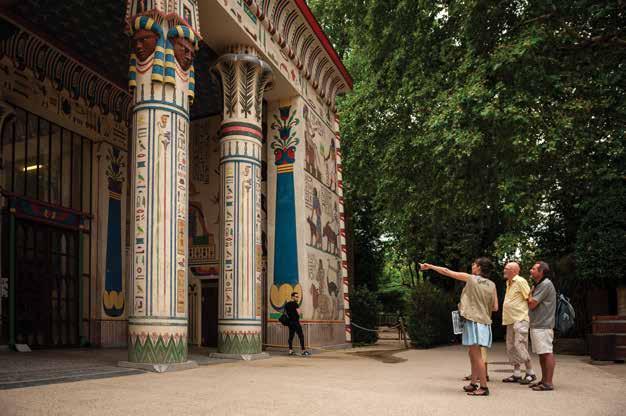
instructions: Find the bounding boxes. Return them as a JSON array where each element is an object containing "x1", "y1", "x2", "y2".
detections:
[
  {"x1": 1, "y1": 341, "x2": 625, "y2": 416},
  {"x1": 0, "y1": 346, "x2": 236, "y2": 389}
]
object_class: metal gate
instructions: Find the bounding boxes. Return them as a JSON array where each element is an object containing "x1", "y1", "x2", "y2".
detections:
[{"x1": 14, "y1": 220, "x2": 79, "y2": 347}]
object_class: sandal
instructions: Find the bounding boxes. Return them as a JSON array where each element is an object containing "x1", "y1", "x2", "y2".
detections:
[
  {"x1": 502, "y1": 375, "x2": 522, "y2": 383},
  {"x1": 463, "y1": 383, "x2": 479, "y2": 392},
  {"x1": 520, "y1": 374, "x2": 537, "y2": 385},
  {"x1": 467, "y1": 387, "x2": 490, "y2": 396},
  {"x1": 463, "y1": 375, "x2": 489, "y2": 381},
  {"x1": 528, "y1": 381, "x2": 543, "y2": 388},
  {"x1": 532, "y1": 383, "x2": 554, "y2": 391}
]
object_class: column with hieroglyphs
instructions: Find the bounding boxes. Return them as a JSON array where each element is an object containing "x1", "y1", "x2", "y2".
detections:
[
  {"x1": 123, "y1": 0, "x2": 200, "y2": 368},
  {"x1": 211, "y1": 46, "x2": 272, "y2": 357}
]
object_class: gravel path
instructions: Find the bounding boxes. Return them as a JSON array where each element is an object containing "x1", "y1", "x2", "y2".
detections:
[{"x1": 1, "y1": 342, "x2": 624, "y2": 416}]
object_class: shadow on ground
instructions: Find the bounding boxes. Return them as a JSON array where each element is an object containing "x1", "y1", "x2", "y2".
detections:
[{"x1": 348, "y1": 348, "x2": 409, "y2": 364}]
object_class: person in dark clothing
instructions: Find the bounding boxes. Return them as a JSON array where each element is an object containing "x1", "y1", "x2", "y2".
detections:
[{"x1": 285, "y1": 292, "x2": 311, "y2": 356}]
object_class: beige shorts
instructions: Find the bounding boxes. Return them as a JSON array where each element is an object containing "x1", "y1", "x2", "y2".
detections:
[
  {"x1": 530, "y1": 328, "x2": 554, "y2": 355},
  {"x1": 506, "y1": 321, "x2": 530, "y2": 364}
]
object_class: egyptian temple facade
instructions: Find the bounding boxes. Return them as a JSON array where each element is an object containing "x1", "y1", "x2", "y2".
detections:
[{"x1": 0, "y1": 0, "x2": 352, "y2": 365}]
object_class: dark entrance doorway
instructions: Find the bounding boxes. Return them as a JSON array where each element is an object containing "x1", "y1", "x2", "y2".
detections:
[
  {"x1": 14, "y1": 219, "x2": 79, "y2": 347},
  {"x1": 201, "y1": 282, "x2": 218, "y2": 347}
]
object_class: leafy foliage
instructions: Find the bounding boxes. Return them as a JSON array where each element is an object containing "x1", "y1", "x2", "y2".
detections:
[
  {"x1": 310, "y1": 0, "x2": 626, "y2": 297},
  {"x1": 576, "y1": 185, "x2": 626, "y2": 286},
  {"x1": 350, "y1": 286, "x2": 382, "y2": 344},
  {"x1": 406, "y1": 279, "x2": 455, "y2": 348}
]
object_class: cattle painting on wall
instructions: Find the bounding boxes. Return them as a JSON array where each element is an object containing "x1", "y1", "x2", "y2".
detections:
[
  {"x1": 307, "y1": 253, "x2": 342, "y2": 320},
  {"x1": 303, "y1": 105, "x2": 337, "y2": 192},
  {"x1": 304, "y1": 168, "x2": 340, "y2": 257},
  {"x1": 302, "y1": 103, "x2": 343, "y2": 321}
]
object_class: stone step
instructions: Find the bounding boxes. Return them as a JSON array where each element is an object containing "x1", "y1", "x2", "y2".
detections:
[{"x1": 0, "y1": 366, "x2": 143, "y2": 390}]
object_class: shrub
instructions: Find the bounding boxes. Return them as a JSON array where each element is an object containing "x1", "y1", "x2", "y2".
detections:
[
  {"x1": 406, "y1": 279, "x2": 455, "y2": 348},
  {"x1": 576, "y1": 185, "x2": 626, "y2": 287},
  {"x1": 377, "y1": 286, "x2": 410, "y2": 314},
  {"x1": 350, "y1": 286, "x2": 382, "y2": 344}
]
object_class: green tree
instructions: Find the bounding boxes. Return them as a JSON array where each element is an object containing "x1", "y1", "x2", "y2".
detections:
[
  {"x1": 311, "y1": 0, "x2": 625, "y2": 286},
  {"x1": 576, "y1": 185, "x2": 626, "y2": 286}
]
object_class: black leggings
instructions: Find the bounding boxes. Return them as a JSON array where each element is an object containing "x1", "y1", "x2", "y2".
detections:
[{"x1": 288, "y1": 321, "x2": 305, "y2": 350}]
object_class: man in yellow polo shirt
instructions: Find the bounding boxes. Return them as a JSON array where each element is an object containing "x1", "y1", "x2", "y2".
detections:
[{"x1": 501, "y1": 262, "x2": 536, "y2": 384}]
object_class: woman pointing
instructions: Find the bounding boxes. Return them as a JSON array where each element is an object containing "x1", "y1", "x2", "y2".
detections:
[{"x1": 420, "y1": 258, "x2": 499, "y2": 396}]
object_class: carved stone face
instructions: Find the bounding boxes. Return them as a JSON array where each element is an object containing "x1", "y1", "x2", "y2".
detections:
[
  {"x1": 132, "y1": 29, "x2": 158, "y2": 62},
  {"x1": 171, "y1": 37, "x2": 195, "y2": 71}
]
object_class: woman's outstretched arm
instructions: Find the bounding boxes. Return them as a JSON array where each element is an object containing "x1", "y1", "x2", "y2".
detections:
[{"x1": 419, "y1": 263, "x2": 471, "y2": 282}]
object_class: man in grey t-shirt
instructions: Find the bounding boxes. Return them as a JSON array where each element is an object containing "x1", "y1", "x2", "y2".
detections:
[{"x1": 528, "y1": 261, "x2": 557, "y2": 391}]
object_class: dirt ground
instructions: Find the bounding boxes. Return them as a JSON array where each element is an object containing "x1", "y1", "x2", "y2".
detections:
[{"x1": 1, "y1": 341, "x2": 625, "y2": 416}]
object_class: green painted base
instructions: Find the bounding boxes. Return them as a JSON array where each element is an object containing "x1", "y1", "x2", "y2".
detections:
[
  {"x1": 128, "y1": 334, "x2": 187, "y2": 364},
  {"x1": 218, "y1": 331, "x2": 262, "y2": 355}
]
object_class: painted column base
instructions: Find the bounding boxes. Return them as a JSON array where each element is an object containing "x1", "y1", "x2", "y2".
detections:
[
  {"x1": 118, "y1": 360, "x2": 198, "y2": 373},
  {"x1": 209, "y1": 352, "x2": 270, "y2": 361},
  {"x1": 217, "y1": 323, "x2": 263, "y2": 355},
  {"x1": 128, "y1": 319, "x2": 188, "y2": 364}
]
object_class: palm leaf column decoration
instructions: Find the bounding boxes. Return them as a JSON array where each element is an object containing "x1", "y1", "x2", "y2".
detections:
[
  {"x1": 103, "y1": 147, "x2": 125, "y2": 316},
  {"x1": 270, "y1": 106, "x2": 301, "y2": 313}
]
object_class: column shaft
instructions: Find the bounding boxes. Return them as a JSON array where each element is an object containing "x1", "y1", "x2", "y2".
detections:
[
  {"x1": 125, "y1": 4, "x2": 199, "y2": 365},
  {"x1": 213, "y1": 47, "x2": 271, "y2": 355}
]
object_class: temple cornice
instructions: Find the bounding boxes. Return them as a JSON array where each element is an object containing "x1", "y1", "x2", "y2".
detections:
[{"x1": 243, "y1": 0, "x2": 352, "y2": 112}]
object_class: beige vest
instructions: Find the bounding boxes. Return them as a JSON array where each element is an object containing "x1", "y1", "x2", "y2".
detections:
[{"x1": 459, "y1": 275, "x2": 495, "y2": 325}]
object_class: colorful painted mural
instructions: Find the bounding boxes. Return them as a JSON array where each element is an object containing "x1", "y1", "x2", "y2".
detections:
[
  {"x1": 0, "y1": 60, "x2": 128, "y2": 149},
  {"x1": 269, "y1": 105, "x2": 301, "y2": 313},
  {"x1": 188, "y1": 116, "x2": 221, "y2": 280},
  {"x1": 103, "y1": 147, "x2": 127, "y2": 317},
  {"x1": 303, "y1": 105, "x2": 338, "y2": 192},
  {"x1": 307, "y1": 254, "x2": 342, "y2": 320},
  {"x1": 302, "y1": 103, "x2": 342, "y2": 322}
]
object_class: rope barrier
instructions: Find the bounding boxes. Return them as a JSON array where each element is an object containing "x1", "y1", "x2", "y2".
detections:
[
  {"x1": 351, "y1": 322, "x2": 401, "y2": 332},
  {"x1": 264, "y1": 320, "x2": 409, "y2": 353}
]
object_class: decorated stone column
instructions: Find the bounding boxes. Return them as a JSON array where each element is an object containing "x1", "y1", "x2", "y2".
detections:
[
  {"x1": 122, "y1": 1, "x2": 200, "y2": 371},
  {"x1": 211, "y1": 46, "x2": 271, "y2": 358}
]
